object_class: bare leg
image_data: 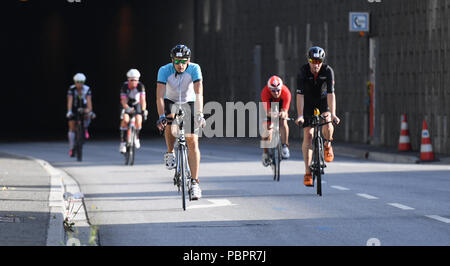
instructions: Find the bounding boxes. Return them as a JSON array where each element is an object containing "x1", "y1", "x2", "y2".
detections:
[
  {"x1": 280, "y1": 119, "x2": 289, "y2": 145},
  {"x1": 302, "y1": 127, "x2": 314, "y2": 174},
  {"x1": 186, "y1": 134, "x2": 200, "y2": 181}
]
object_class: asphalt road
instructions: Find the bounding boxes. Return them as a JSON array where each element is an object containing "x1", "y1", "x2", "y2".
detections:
[{"x1": 1, "y1": 138, "x2": 449, "y2": 246}]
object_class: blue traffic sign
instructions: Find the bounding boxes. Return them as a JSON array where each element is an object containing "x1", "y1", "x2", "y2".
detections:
[{"x1": 349, "y1": 12, "x2": 370, "y2": 32}]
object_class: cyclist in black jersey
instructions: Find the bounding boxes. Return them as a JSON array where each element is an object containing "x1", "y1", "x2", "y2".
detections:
[
  {"x1": 66, "y1": 73, "x2": 95, "y2": 157},
  {"x1": 295, "y1": 47, "x2": 340, "y2": 186},
  {"x1": 119, "y1": 69, "x2": 148, "y2": 153}
]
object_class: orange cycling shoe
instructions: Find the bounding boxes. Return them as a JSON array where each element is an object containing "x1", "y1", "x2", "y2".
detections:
[
  {"x1": 304, "y1": 173, "x2": 313, "y2": 187},
  {"x1": 324, "y1": 142, "x2": 334, "y2": 162}
]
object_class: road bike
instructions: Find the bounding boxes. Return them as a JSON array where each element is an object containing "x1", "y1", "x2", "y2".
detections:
[
  {"x1": 171, "y1": 108, "x2": 193, "y2": 211},
  {"x1": 73, "y1": 108, "x2": 86, "y2": 162},
  {"x1": 123, "y1": 109, "x2": 137, "y2": 166},
  {"x1": 309, "y1": 108, "x2": 332, "y2": 196},
  {"x1": 267, "y1": 116, "x2": 293, "y2": 182},
  {"x1": 263, "y1": 105, "x2": 292, "y2": 182}
]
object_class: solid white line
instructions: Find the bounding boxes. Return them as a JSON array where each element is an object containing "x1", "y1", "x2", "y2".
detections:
[
  {"x1": 356, "y1": 193, "x2": 379, "y2": 200},
  {"x1": 331, "y1": 185, "x2": 350, "y2": 191},
  {"x1": 387, "y1": 203, "x2": 415, "y2": 210},
  {"x1": 425, "y1": 215, "x2": 450, "y2": 224},
  {"x1": 188, "y1": 199, "x2": 237, "y2": 209}
]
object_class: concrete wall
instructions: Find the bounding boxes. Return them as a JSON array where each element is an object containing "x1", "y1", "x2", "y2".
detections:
[{"x1": 194, "y1": 0, "x2": 450, "y2": 155}]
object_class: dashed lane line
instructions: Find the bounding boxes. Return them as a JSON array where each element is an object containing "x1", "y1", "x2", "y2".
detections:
[
  {"x1": 331, "y1": 185, "x2": 350, "y2": 191},
  {"x1": 425, "y1": 215, "x2": 450, "y2": 224},
  {"x1": 356, "y1": 193, "x2": 379, "y2": 200},
  {"x1": 387, "y1": 203, "x2": 415, "y2": 210}
]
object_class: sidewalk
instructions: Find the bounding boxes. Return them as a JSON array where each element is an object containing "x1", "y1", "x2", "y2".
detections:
[
  {"x1": 0, "y1": 152, "x2": 56, "y2": 246},
  {"x1": 0, "y1": 151, "x2": 95, "y2": 246},
  {"x1": 332, "y1": 141, "x2": 450, "y2": 165}
]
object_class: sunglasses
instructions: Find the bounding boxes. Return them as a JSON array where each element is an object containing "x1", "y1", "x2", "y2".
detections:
[
  {"x1": 173, "y1": 59, "x2": 188, "y2": 65},
  {"x1": 271, "y1": 88, "x2": 281, "y2": 93},
  {"x1": 309, "y1": 59, "x2": 323, "y2": 64},
  {"x1": 75, "y1": 81, "x2": 84, "y2": 84}
]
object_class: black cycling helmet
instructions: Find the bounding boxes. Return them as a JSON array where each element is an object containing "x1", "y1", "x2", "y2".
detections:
[
  {"x1": 308, "y1": 46, "x2": 326, "y2": 61},
  {"x1": 170, "y1": 44, "x2": 191, "y2": 59}
]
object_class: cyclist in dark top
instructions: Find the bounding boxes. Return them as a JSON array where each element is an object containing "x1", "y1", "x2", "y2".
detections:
[
  {"x1": 295, "y1": 46, "x2": 340, "y2": 186},
  {"x1": 66, "y1": 73, "x2": 95, "y2": 157},
  {"x1": 119, "y1": 69, "x2": 148, "y2": 153}
]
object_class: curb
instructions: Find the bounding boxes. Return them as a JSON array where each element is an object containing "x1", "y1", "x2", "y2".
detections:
[
  {"x1": 25, "y1": 156, "x2": 99, "y2": 246},
  {"x1": 333, "y1": 146, "x2": 420, "y2": 164}
]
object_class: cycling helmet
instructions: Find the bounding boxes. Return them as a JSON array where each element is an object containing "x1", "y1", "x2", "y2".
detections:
[
  {"x1": 267, "y1": 75, "x2": 283, "y2": 91},
  {"x1": 308, "y1": 46, "x2": 326, "y2": 61},
  {"x1": 170, "y1": 44, "x2": 191, "y2": 59},
  {"x1": 73, "y1": 73, "x2": 86, "y2": 83},
  {"x1": 127, "y1": 69, "x2": 141, "y2": 79}
]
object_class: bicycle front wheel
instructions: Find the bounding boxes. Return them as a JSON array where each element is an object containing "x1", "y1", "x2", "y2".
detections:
[
  {"x1": 76, "y1": 123, "x2": 83, "y2": 162},
  {"x1": 129, "y1": 128, "x2": 136, "y2": 166},
  {"x1": 180, "y1": 145, "x2": 187, "y2": 211},
  {"x1": 314, "y1": 138, "x2": 322, "y2": 196}
]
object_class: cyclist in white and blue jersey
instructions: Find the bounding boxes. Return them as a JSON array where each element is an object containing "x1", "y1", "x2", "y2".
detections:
[{"x1": 156, "y1": 44, "x2": 206, "y2": 200}]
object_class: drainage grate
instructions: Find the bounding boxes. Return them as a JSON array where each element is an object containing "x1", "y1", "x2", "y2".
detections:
[{"x1": 0, "y1": 216, "x2": 22, "y2": 223}]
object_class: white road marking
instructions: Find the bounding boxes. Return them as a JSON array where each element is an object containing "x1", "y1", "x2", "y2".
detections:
[
  {"x1": 387, "y1": 203, "x2": 414, "y2": 210},
  {"x1": 356, "y1": 193, "x2": 379, "y2": 200},
  {"x1": 425, "y1": 215, "x2": 450, "y2": 224},
  {"x1": 331, "y1": 185, "x2": 350, "y2": 191},
  {"x1": 187, "y1": 199, "x2": 237, "y2": 209}
]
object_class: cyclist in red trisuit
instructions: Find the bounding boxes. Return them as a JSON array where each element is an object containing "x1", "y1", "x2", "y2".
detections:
[{"x1": 261, "y1": 75, "x2": 292, "y2": 166}]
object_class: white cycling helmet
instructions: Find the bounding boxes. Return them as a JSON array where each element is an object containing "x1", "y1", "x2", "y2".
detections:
[
  {"x1": 127, "y1": 69, "x2": 141, "y2": 79},
  {"x1": 73, "y1": 73, "x2": 86, "y2": 83}
]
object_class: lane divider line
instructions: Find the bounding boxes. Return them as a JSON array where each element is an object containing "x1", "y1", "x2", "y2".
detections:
[
  {"x1": 356, "y1": 193, "x2": 379, "y2": 200},
  {"x1": 425, "y1": 215, "x2": 450, "y2": 224},
  {"x1": 331, "y1": 185, "x2": 350, "y2": 191},
  {"x1": 387, "y1": 203, "x2": 415, "y2": 210}
]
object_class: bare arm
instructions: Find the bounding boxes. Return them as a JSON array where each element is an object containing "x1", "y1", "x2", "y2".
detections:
[
  {"x1": 86, "y1": 95, "x2": 93, "y2": 113},
  {"x1": 67, "y1": 95, "x2": 73, "y2": 112},
  {"x1": 140, "y1": 90, "x2": 147, "y2": 111},
  {"x1": 156, "y1": 83, "x2": 166, "y2": 116},
  {"x1": 327, "y1": 93, "x2": 336, "y2": 116},
  {"x1": 327, "y1": 93, "x2": 340, "y2": 124},
  {"x1": 194, "y1": 81, "x2": 204, "y2": 114},
  {"x1": 296, "y1": 94, "x2": 304, "y2": 117}
]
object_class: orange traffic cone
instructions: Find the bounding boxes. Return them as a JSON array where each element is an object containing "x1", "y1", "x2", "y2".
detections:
[
  {"x1": 420, "y1": 120, "x2": 435, "y2": 161},
  {"x1": 398, "y1": 114, "x2": 412, "y2": 151}
]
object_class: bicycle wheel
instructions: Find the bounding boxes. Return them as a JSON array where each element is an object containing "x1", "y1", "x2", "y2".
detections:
[
  {"x1": 271, "y1": 148, "x2": 277, "y2": 181},
  {"x1": 314, "y1": 138, "x2": 322, "y2": 196},
  {"x1": 184, "y1": 148, "x2": 192, "y2": 201},
  {"x1": 124, "y1": 129, "x2": 130, "y2": 165},
  {"x1": 76, "y1": 123, "x2": 83, "y2": 162},
  {"x1": 276, "y1": 141, "x2": 282, "y2": 181},
  {"x1": 179, "y1": 145, "x2": 187, "y2": 211},
  {"x1": 129, "y1": 128, "x2": 136, "y2": 166}
]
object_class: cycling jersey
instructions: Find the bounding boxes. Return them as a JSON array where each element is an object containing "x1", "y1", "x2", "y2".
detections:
[
  {"x1": 261, "y1": 85, "x2": 292, "y2": 112},
  {"x1": 120, "y1": 81, "x2": 146, "y2": 107},
  {"x1": 157, "y1": 62, "x2": 202, "y2": 103},
  {"x1": 68, "y1": 84, "x2": 91, "y2": 109},
  {"x1": 296, "y1": 63, "x2": 335, "y2": 117}
]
